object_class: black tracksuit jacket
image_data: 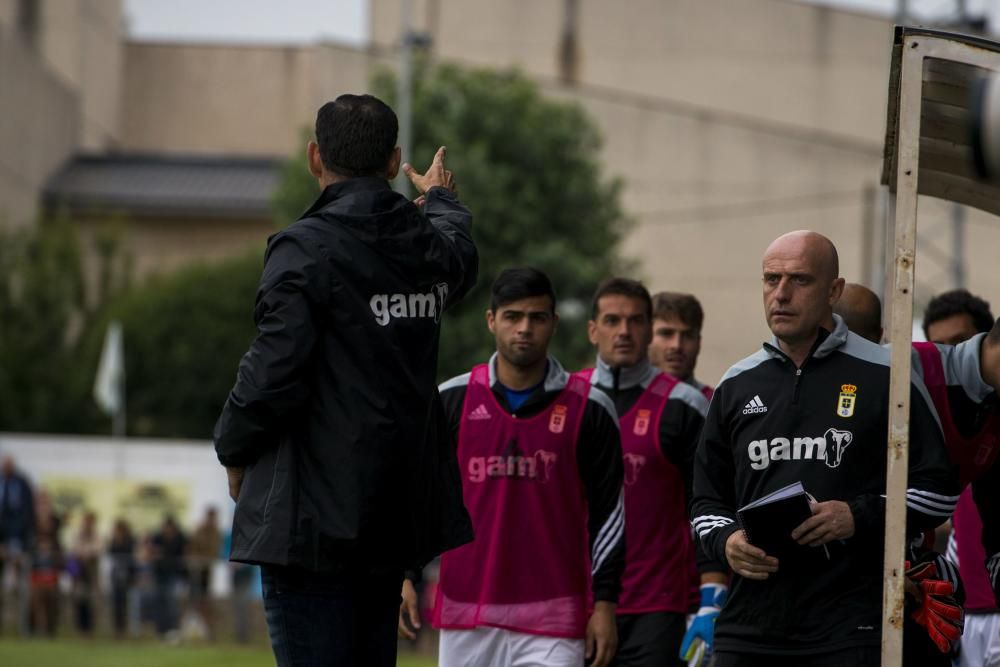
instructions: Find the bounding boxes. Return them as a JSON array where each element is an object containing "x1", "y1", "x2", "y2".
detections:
[
  {"x1": 691, "y1": 315, "x2": 959, "y2": 655},
  {"x1": 214, "y1": 178, "x2": 477, "y2": 573}
]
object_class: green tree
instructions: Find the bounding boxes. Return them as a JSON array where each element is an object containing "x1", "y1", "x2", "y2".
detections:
[
  {"x1": 85, "y1": 251, "x2": 262, "y2": 438},
  {"x1": 0, "y1": 217, "x2": 127, "y2": 433},
  {"x1": 273, "y1": 63, "x2": 631, "y2": 378}
]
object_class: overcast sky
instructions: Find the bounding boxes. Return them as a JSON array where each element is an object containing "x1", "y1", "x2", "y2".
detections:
[
  {"x1": 123, "y1": 0, "x2": 368, "y2": 45},
  {"x1": 123, "y1": 0, "x2": 998, "y2": 44}
]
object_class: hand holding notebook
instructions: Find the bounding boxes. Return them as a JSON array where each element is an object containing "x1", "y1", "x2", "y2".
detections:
[{"x1": 738, "y1": 482, "x2": 832, "y2": 561}]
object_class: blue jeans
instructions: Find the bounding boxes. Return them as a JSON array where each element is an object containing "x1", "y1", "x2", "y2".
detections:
[{"x1": 261, "y1": 564, "x2": 403, "y2": 667}]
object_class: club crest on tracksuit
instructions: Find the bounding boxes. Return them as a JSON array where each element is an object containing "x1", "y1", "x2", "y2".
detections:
[
  {"x1": 837, "y1": 384, "x2": 857, "y2": 418},
  {"x1": 549, "y1": 404, "x2": 568, "y2": 433},
  {"x1": 633, "y1": 409, "x2": 652, "y2": 436}
]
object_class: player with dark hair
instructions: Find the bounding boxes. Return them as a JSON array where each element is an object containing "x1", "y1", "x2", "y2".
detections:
[
  {"x1": 399, "y1": 267, "x2": 625, "y2": 667},
  {"x1": 649, "y1": 292, "x2": 714, "y2": 401},
  {"x1": 577, "y1": 277, "x2": 726, "y2": 666},
  {"x1": 923, "y1": 289, "x2": 996, "y2": 345},
  {"x1": 838, "y1": 283, "x2": 1000, "y2": 666},
  {"x1": 214, "y1": 93, "x2": 478, "y2": 667}
]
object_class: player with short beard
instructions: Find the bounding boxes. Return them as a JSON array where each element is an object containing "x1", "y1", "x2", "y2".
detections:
[
  {"x1": 577, "y1": 278, "x2": 727, "y2": 667},
  {"x1": 399, "y1": 267, "x2": 625, "y2": 667}
]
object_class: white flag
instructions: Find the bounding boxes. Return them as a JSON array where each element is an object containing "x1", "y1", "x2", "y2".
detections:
[{"x1": 94, "y1": 321, "x2": 125, "y2": 416}]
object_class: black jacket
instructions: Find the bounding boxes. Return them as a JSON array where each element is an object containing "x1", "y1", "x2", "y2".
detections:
[
  {"x1": 439, "y1": 355, "x2": 626, "y2": 603},
  {"x1": 976, "y1": 459, "x2": 1000, "y2": 606},
  {"x1": 214, "y1": 178, "x2": 478, "y2": 572},
  {"x1": 692, "y1": 315, "x2": 958, "y2": 655},
  {"x1": 587, "y1": 357, "x2": 728, "y2": 575}
]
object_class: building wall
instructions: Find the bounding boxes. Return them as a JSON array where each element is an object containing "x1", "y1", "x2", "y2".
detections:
[
  {"x1": 76, "y1": 213, "x2": 274, "y2": 284},
  {"x1": 0, "y1": 19, "x2": 81, "y2": 228},
  {"x1": 0, "y1": 0, "x2": 122, "y2": 227},
  {"x1": 37, "y1": 0, "x2": 124, "y2": 149},
  {"x1": 120, "y1": 41, "x2": 375, "y2": 158},
  {"x1": 371, "y1": 0, "x2": 1000, "y2": 381},
  {"x1": 5, "y1": 0, "x2": 996, "y2": 381}
]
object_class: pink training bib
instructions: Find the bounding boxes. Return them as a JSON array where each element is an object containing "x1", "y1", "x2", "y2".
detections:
[
  {"x1": 914, "y1": 342, "x2": 999, "y2": 611},
  {"x1": 434, "y1": 364, "x2": 591, "y2": 638},
  {"x1": 578, "y1": 369, "x2": 697, "y2": 614}
]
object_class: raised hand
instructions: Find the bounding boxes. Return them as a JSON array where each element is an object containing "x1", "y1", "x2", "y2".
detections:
[{"x1": 402, "y1": 146, "x2": 456, "y2": 195}]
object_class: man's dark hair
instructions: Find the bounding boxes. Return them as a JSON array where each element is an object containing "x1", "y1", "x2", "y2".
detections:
[
  {"x1": 490, "y1": 267, "x2": 557, "y2": 313},
  {"x1": 315, "y1": 94, "x2": 398, "y2": 177},
  {"x1": 651, "y1": 291, "x2": 705, "y2": 333},
  {"x1": 923, "y1": 289, "x2": 994, "y2": 338},
  {"x1": 591, "y1": 278, "x2": 652, "y2": 320}
]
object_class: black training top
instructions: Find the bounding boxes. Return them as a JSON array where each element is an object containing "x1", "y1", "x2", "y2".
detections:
[{"x1": 692, "y1": 315, "x2": 958, "y2": 656}]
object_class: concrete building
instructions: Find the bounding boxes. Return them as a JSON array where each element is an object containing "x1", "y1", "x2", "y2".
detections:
[
  {"x1": 369, "y1": 0, "x2": 1000, "y2": 379},
  {"x1": 2, "y1": 0, "x2": 998, "y2": 381}
]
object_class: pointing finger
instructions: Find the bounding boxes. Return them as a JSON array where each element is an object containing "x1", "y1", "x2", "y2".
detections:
[
  {"x1": 432, "y1": 146, "x2": 446, "y2": 165},
  {"x1": 403, "y1": 164, "x2": 424, "y2": 188}
]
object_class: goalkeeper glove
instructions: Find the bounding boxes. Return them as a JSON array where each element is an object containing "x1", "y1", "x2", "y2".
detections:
[
  {"x1": 906, "y1": 559, "x2": 964, "y2": 653},
  {"x1": 680, "y1": 583, "x2": 728, "y2": 666}
]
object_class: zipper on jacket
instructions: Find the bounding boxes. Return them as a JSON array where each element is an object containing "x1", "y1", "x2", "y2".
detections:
[{"x1": 764, "y1": 342, "x2": 805, "y2": 405}]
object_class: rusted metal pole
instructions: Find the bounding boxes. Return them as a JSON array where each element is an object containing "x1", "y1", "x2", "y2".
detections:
[{"x1": 882, "y1": 32, "x2": 924, "y2": 667}]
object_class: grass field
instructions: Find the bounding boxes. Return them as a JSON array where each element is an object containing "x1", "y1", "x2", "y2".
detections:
[{"x1": 0, "y1": 639, "x2": 438, "y2": 667}]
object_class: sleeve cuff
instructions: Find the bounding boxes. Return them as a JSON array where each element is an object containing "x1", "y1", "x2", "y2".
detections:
[
  {"x1": 712, "y1": 524, "x2": 741, "y2": 566},
  {"x1": 592, "y1": 587, "x2": 620, "y2": 604},
  {"x1": 847, "y1": 496, "x2": 879, "y2": 538}
]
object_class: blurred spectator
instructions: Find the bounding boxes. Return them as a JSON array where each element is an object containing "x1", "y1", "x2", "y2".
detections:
[
  {"x1": 151, "y1": 516, "x2": 187, "y2": 640},
  {"x1": 28, "y1": 534, "x2": 61, "y2": 637},
  {"x1": 107, "y1": 519, "x2": 136, "y2": 638},
  {"x1": 68, "y1": 510, "x2": 101, "y2": 636},
  {"x1": 224, "y1": 530, "x2": 255, "y2": 644},
  {"x1": 134, "y1": 534, "x2": 157, "y2": 635},
  {"x1": 28, "y1": 491, "x2": 65, "y2": 637},
  {"x1": 0, "y1": 455, "x2": 35, "y2": 634},
  {"x1": 187, "y1": 506, "x2": 221, "y2": 639},
  {"x1": 33, "y1": 491, "x2": 63, "y2": 546}
]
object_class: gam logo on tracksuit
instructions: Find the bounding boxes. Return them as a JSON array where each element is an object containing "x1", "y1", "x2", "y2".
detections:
[
  {"x1": 369, "y1": 282, "x2": 449, "y2": 326},
  {"x1": 468, "y1": 438, "x2": 559, "y2": 483},
  {"x1": 746, "y1": 429, "x2": 854, "y2": 470}
]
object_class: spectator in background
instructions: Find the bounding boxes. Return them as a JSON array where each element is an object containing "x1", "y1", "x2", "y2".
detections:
[
  {"x1": 108, "y1": 519, "x2": 136, "y2": 639},
  {"x1": 151, "y1": 516, "x2": 187, "y2": 641},
  {"x1": 187, "y1": 506, "x2": 222, "y2": 639},
  {"x1": 29, "y1": 490, "x2": 63, "y2": 637},
  {"x1": 0, "y1": 455, "x2": 35, "y2": 634},
  {"x1": 33, "y1": 491, "x2": 63, "y2": 547},
  {"x1": 134, "y1": 534, "x2": 157, "y2": 636},
  {"x1": 224, "y1": 530, "x2": 256, "y2": 645},
  {"x1": 68, "y1": 510, "x2": 101, "y2": 637},
  {"x1": 29, "y1": 534, "x2": 61, "y2": 637}
]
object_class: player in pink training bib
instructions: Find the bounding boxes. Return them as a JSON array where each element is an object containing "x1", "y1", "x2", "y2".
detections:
[
  {"x1": 399, "y1": 267, "x2": 625, "y2": 667},
  {"x1": 649, "y1": 292, "x2": 715, "y2": 402},
  {"x1": 577, "y1": 278, "x2": 727, "y2": 667}
]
